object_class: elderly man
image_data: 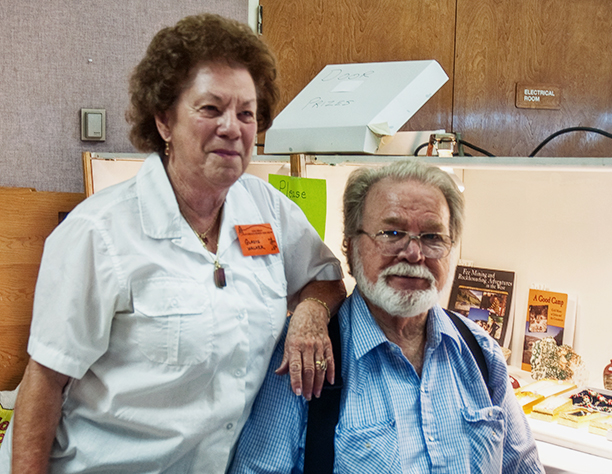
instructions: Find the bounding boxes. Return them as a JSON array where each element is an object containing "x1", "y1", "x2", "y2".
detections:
[{"x1": 229, "y1": 160, "x2": 544, "y2": 473}]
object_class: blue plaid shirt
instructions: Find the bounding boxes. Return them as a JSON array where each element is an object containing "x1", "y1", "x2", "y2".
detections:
[{"x1": 229, "y1": 290, "x2": 544, "y2": 473}]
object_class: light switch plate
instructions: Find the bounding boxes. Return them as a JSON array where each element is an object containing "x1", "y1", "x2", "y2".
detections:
[{"x1": 81, "y1": 108, "x2": 106, "y2": 141}]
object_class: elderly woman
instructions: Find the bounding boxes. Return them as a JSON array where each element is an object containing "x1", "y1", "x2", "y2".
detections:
[{"x1": 3, "y1": 13, "x2": 344, "y2": 474}]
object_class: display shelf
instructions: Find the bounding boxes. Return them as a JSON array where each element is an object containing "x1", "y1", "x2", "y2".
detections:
[
  {"x1": 253, "y1": 154, "x2": 612, "y2": 172},
  {"x1": 509, "y1": 368, "x2": 612, "y2": 465},
  {"x1": 529, "y1": 416, "x2": 612, "y2": 460},
  {"x1": 87, "y1": 152, "x2": 148, "y2": 160},
  {"x1": 535, "y1": 440, "x2": 612, "y2": 474},
  {"x1": 91, "y1": 152, "x2": 612, "y2": 171}
]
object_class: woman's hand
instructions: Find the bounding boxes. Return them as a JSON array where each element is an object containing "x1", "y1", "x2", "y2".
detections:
[
  {"x1": 275, "y1": 280, "x2": 346, "y2": 400},
  {"x1": 276, "y1": 299, "x2": 334, "y2": 400}
]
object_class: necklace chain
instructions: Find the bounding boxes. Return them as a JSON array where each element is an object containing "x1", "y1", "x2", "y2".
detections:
[
  {"x1": 183, "y1": 207, "x2": 226, "y2": 289},
  {"x1": 197, "y1": 214, "x2": 219, "y2": 246}
]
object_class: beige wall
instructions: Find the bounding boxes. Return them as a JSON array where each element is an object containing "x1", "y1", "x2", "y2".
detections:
[
  {"x1": 250, "y1": 161, "x2": 612, "y2": 389},
  {"x1": 0, "y1": 0, "x2": 246, "y2": 193}
]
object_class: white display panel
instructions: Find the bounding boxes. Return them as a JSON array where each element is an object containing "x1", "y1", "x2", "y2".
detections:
[
  {"x1": 87, "y1": 155, "x2": 612, "y2": 389},
  {"x1": 250, "y1": 161, "x2": 612, "y2": 389},
  {"x1": 461, "y1": 168, "x2": 612, "y2": 388}
]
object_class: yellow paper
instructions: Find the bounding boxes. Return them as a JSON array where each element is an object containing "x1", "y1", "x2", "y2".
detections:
[{"x1": 268, "y1": 175, "x2": 327, "y2": 240}]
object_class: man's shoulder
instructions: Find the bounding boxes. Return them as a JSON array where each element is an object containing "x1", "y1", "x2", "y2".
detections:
[
  {"x1": 440, "y1": 307, "x2": 511, "y2": 402},
  {"x1": 339, "y1": 290, "x2": 368, "y2": 316},
  {"x1": 337, "y1": 291, "x2": 367, "y2": 340}
]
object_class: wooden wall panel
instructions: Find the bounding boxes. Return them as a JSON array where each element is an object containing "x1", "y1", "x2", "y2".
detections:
[
  {"x1": 0, "y1": 326, "x2": 31, "y2": 390},
  {"x1": 260, "y1": 0, "x2": 456, "y2": 134},
  {"x1": 0, "y1": 187, "x2": 84, "y2": 390},
  {"x1": 263, "y1": 0, "x2": 612, "y2": 157},
  {"x1": 454, "y1": 0, "x2": 612, "y2": 157},
  {"x1": 0, "y1": 265, "x2": 39, "y2": 324}
]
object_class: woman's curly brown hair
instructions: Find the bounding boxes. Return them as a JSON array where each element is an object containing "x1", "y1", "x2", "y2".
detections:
[{"x1": 126, "y1": 13, "x2": 279, "y2": 154}]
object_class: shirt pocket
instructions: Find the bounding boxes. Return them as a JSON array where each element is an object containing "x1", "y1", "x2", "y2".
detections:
[
  {"x1": 251, "y1": 260, "x2": 289, "y2": 348},
  {"x1": 460, "y1": 405, "x2": 504, "y2": 474},
  {"x1": 132, "y1": 278, "x2": 213, "y2": 366},
  {"x1": 251, "y1": 259, "x2": 288, "y2": 299},
  {"x1": 334, "y1": 420, "x2": 401, "y2": 473}
]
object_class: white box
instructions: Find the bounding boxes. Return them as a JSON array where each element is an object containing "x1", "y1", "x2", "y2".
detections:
[{"x1": 264, "y1": 60, "x2": 448, "y2": 155}]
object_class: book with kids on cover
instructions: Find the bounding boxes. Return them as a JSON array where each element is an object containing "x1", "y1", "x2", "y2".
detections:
[
  {"x1": 521, "y1": 288, "x2": 576, "y2": 372},
  {"x1": 447, "y1": 265, "x2": 515, "y2": 348}
]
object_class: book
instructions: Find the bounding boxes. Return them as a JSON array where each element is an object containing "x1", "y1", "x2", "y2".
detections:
[
  {"x1": 447, "y1": 265, "x2": 515, "y2": 348},
  {"x1": 521, "y1": 288, "x2": 576, "y2": 372}
]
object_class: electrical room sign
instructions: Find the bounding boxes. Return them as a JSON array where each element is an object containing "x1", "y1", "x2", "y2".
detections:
[{"x1": 515, "y1": 83, "x2": 561, "y2": 110}]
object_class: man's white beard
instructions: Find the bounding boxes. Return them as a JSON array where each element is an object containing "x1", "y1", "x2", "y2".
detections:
[{"x1": 352, "y1": 247, "x2": 441, "y2": 318}]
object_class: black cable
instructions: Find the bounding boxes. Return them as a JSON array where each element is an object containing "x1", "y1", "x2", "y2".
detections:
[
  {"x1": 529, "y1": 126, "x2": 612, "y2": 157},
  {"x1": 282, "y1": 127, "x2": 610, "y2": 158},
  {"x1": 413, "y1": 142, "x2": 429, "y2": 156},
  {"x1": 457, "y1": 139, "x2": 495, "y2": 157}
]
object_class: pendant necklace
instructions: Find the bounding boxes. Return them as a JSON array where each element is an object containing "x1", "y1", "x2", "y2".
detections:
[{"x1": 186, "y1": 208, "x2": 227, "y2": 289}]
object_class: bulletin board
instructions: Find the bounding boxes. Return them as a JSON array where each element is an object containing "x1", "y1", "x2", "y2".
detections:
[{"x1": 82, "y1": 152, "x2": 147, "y2": 197}]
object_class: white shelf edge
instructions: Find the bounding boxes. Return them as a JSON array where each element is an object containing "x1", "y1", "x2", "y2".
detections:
[{"x1": 252, "y1": 155, "x2": 612, "y2": 172}]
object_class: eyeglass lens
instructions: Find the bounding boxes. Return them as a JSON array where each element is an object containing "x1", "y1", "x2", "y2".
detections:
[{"x1": 376, "y1": 232, "x2": 450, "y2": 258}]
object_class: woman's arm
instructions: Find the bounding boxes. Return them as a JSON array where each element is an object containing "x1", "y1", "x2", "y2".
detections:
[
  {"x1": 276, "y1": 279, "x2": 346, "y2": 400},
  {"x1": 11, "y1": 359, "x2": 69, "y2": 474}
]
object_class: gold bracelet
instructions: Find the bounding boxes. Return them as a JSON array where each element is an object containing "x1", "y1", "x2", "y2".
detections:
[{"x1": 302, "y1": 297, "x2": 331, "y2": 321}]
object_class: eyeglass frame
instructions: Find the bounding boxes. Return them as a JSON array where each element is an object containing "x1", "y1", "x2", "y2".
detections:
[{"x1": 356, "y1": 229, "x2": 454, "y2": 259}]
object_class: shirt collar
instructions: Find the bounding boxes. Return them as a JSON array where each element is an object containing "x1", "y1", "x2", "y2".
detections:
[
  {"x1": 343, "y1": 288, "x2": 394, "y2": 360},
  {"x1": 137, "y1": 154, "x2": 183, "y2": 240},
  {"x1": 344, "y1": 289, "x2": 465, "y2": 358},
  {"x1": 137, "y1": 161, "x2": 269, "y2": 259}
]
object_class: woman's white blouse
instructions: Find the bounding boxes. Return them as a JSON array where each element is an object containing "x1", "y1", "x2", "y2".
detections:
[{"x1": 24, "y1": 154, "x2": 342, "y2": 473}]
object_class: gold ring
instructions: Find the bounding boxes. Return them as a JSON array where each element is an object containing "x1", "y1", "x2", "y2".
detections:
[{"x1": 315, "y1": 359, "x2": 327, "y2": 371}]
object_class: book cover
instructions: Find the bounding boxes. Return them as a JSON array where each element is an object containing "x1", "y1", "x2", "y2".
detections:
[
  {"x1": 447, "y1": 265, "x2": 515, "y2": 348},
  {"x1": 521, "y1": 288, "x2": 572, "y2": 372}
]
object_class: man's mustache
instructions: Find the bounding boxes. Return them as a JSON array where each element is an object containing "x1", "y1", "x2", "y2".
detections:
[{"x1": 380, "y1": 262, "x2": 436, "y2": 284}]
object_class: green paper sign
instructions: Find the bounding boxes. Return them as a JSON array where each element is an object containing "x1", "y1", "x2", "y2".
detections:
[{"x1": 268, "y1": 174, "x2": 327, "y2": 240}]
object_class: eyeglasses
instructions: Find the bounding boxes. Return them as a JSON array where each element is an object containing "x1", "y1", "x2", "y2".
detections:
[{"x1": 357, "y1": 229, "x2": 453, "y2": 259}]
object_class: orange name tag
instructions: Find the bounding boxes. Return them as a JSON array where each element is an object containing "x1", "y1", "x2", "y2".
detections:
[{"x1": 235, "y1": 224, "x2": 280, "y2": 256}]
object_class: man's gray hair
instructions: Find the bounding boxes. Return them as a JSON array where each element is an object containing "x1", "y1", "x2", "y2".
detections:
[{"x1": 342, "y1": 159, "x2": 465, "y2": 260}]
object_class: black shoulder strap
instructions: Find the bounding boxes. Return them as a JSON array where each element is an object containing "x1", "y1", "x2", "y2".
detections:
[
  {"x1": 444, "y1": 309, "x2": 491, "y2": 397},
  {"x1": 303, "y1": 314, "x2": 343, "y2": 474},
  {"x1": 304, "y1": 309, "x2": 491, "y2": 474}
]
